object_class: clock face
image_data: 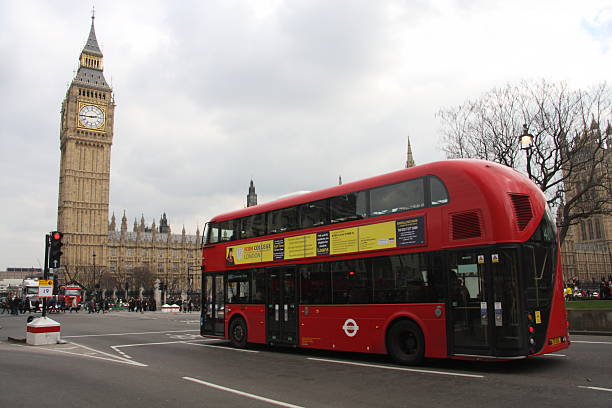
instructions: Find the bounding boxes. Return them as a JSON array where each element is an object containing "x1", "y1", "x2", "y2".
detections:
[{"x1": 79, "y1": 105, "x2": 105, "y2": 129}]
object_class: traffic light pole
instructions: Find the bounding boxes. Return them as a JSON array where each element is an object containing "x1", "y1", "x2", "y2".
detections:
[{"x1": 42, "y1": 234, "x2": 50, "y2": 318}]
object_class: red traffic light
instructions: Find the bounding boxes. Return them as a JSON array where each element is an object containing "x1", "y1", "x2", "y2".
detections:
[{"x1": 52, "y1": 231, "x2": 63, "y2": 241}]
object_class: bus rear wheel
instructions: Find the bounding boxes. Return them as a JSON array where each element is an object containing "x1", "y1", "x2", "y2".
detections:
[
  {"x1": 229, "y1": 317, "x2": 248, "y2": 348},
  {"x1": 386, "y1": 320, "x2": 424, "y2": 365}
]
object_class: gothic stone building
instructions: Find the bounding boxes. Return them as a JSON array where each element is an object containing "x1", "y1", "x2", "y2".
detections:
[
  {"x1": 560, "y1": 120, "x2": 612, "y2": 284},
  {"x1": 56, "y1": 16, "x2": 201, "y2": 296}
]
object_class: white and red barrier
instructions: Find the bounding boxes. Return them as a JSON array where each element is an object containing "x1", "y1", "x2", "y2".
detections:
[
  {"x1": 26, "y1": 317, "x2": 61, "y2": 345},
  {"x1": 161, "y1": 304, "x2": 180, "y2": 313}
]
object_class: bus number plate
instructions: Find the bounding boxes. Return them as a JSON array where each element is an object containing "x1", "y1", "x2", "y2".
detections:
[{"x1": 549, "y1": 337, "x2": 562, "y2": 345}]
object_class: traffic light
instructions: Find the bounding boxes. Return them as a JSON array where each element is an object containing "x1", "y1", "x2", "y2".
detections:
[{"x1": 49, "y1": 231, "x2": 64, "y2": 269}]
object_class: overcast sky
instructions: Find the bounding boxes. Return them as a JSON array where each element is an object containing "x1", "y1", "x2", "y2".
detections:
[{"x1": 0, "y1": 0, "x2": 610, "y2": 270}]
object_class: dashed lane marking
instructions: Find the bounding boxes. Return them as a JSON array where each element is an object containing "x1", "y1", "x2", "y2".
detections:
[
  {"x1": 166, "y1": 333, "x2": 202, "y2": 340},
  {"x1": 543, "y1": 353, "x2": 567, "y2": 357},
  {"x1": 307, "y1": 358, "x2": 484, "y2": 378},
  {"x1": 184, "y1": 342, "x2": 259, "y2": 353},
  {"x1": 62, "y1": 329, "x2": 199, "y2": 338},
  {"x1": 183, "y1": 377, "x2": 305, "y2": 408},
  {"x1": 578, "y1": 386, "x2": 612, "y2": 393},
  {"x1": 572, "y1": 340, "x2": 612, "y2": 345}
]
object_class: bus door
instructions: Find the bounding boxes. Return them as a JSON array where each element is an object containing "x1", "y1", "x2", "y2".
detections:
[
  {"x1": 202, "y1": 273, "x2": 225, "y2": 337},
  {"x1": 448, "y1": 248, "x2": 523, "y2": 357},
  {"x1": 266, "y1": 266, "x2": 298, "y2": 345}
]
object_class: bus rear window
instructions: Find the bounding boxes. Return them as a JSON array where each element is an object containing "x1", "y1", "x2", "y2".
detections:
[{"x1": 430, "y1": 176, "x2": 449, "y2": 206}]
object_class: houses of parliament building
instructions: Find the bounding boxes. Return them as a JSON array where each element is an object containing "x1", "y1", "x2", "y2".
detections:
[{"x1": 56, "y1": 15, "x2": 201, "y2": 296}]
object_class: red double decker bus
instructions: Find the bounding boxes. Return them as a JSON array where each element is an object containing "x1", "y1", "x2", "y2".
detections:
[
  {"x1": 201, "y1": 159, "x2": 569, "y2": 364},
  {"x1": 58, "y1": 283, "x2": 84, "y2": 309}
]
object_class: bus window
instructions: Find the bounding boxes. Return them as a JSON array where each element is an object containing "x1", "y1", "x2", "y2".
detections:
[
  {"x1": 429, "y1": 176, "x2": 449, "y2": 206},
  {"x1": 370, "y1": 178, "x2": 424, "y2": 216},
  {"x1": 299, "y1": 199, "x2": 329, "y2": 229},
  {"x1": 207, "y1": 224, "x2": 220, "y2": 244},
  {"x1": 240, "y1": 214, "x2": 266, "y2": 239},
  {"x1": 331, "y1": 260, "x2": 370, "y2": 304},
  {"x1": 299, "y1": 263, "x2": 331, "y2": 304},
  {"x1": 371, "y1": 254, "x2": 438, "y2": 303},
  {"x1": 227, "y1": 272, "x2": 250, "y2": 304},
  {"x1": 251, "y1": 269, "x2": 266, "y2": 304},
  {"x1": 330, "y1": 192, "x2": 367, "y2": 223},
  {"x1": 218, "y1": 220, "x2": 238, "y2": 241},
  {"x1": 268, "y1": 207, "x2": 299, "y2": 234}
]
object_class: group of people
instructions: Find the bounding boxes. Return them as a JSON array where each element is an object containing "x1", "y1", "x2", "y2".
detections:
[
  {"x1": 0, "y1": 296, "x2": 40, "y2": 315},
  {"x1": 1, "y1": 295, "x2": 198, "y2": 315},
  {"x1": 165, "y1": 297, "x2": 196, "y2": 313},
  {"x1": 564, "y1": 276, "x2": 612, "y2": 300},
  {"x1": 125, "y1": 297, "x2": 156, "y2": 313}
]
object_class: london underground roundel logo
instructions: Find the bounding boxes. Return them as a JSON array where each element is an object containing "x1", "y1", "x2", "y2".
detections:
[{"x1": 342, "y1": 318, "x2": 359, "y2": 337}]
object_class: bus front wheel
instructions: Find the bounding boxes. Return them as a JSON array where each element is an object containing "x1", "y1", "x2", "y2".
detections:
[
  {"x1": 229, "y1": 317, "x2": 248, "y2": 348},
  {"x1": 386, "y1": 320, "x2": 424, "y2": 365}
]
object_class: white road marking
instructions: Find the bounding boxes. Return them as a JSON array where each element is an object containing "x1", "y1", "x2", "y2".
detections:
[
  {"x1": 543, "y1": 353, "x2": 567, "y2": 357},
  {"x1": 110, "y1": 346, "x2": 133, "y2": 359},
  {"x1": 578, "y1": 386, "x2": 612, "y2": 393},
  {"x1": 183, "y1": 377, "x2": 304, "y2": 408},
  {"x1": 572, "y1": 340, "x2": 612, "y2": 345},
  {"x1": 109, "y1": 338, "x2": 218, "y2": 358},
  {"x1": 307, "y1": 358, "x2": 484, "y2": 378},
  {"x1": 185, "y1": 343, "x2": 259, "y2": 353},
  {"x1": 34, "y1": 341, "x2": 147, "y2": 367},
  {"x1": 62, "y1": 329, "x2": 199, "y2": 338}
]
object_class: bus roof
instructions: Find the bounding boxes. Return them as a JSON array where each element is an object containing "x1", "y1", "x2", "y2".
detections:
[{"x1": 208, "y1": 159, "x2": 530, "y2": 223}]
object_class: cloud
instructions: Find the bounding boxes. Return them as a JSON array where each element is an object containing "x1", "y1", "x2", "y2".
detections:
[{"x1": 1, "y1": 0, "x2": 610, "y2": 269}]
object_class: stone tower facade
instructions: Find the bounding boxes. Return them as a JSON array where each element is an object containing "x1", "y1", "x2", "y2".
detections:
[
  {"x1": 560, "y1": 121, "x2": 612, "y2": 283},
  {"x1": 247, "y1": 180, "x2": 257, "y2": 207},
  {"x1": 405, "y1": 137, "x2": 415, "y2": 168},
  {"x1": 57, "y1": 15, "x2": 114, "y2": 275}
]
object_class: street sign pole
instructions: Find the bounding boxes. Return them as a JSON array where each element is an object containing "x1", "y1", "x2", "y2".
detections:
[{"x1": 43, "y1": 234, "x2": 50, "y2": 318}]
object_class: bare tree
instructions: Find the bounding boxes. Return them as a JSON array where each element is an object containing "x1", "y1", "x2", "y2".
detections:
[
  {"x1": 98, "y1": 269, "x2": 117, "y2": 293},
  {"x1": 438, "y1": 80, "x2": 611, "y2": 244},
  {"x1": 132, "y1": 266, "x2": 155, "y2": 294}
]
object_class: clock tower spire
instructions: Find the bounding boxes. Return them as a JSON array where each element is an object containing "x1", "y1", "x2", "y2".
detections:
[{"x1": 57, "y1": 14, "x2": 115, "y2": 279}]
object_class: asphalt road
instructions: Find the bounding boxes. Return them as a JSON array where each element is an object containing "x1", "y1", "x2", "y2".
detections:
[{"x1": 1, "y1": 311, "x2": 611, "y2": 408}]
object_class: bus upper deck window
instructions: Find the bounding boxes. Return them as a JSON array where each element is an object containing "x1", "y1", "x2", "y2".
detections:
[
  {"x1": 207, "y1": 224, "x2": 221, "y2": 244},
  {"x1": 430, "y1": 176, "x2": 449, "y2": 206},
  {"x1": 268, "y1": 207, "x2": 298, "y2": 234},
  {"x1": 330, "y1": 193, "x2": 367, "y2": 223},
  {"x1": 371, "y1": 179, "x2": 424, "y2": 216},
  {"x1": 300, "y1": 199, "x2": 330, "y2": 229},
  {"x1": 218, "y1": 220, "x2": 237, "y2": 242}
]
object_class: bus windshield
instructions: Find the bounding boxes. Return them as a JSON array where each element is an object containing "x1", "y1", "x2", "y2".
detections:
[{"x1": 64, "y1": 289, "x2": 80, "y2": 296}]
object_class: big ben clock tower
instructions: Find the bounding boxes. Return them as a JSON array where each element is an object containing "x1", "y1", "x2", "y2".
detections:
[{"x1": 57, "y1": 14, "x2": 114, "y2": 275}]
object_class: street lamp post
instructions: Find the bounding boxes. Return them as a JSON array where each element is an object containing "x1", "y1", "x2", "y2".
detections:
[
  {"x1": 519, "y1": 124, "x2": 534, "y2": 180},
  {"x1": 92, "y1": 252, "x2": 96, "y2": 301}
]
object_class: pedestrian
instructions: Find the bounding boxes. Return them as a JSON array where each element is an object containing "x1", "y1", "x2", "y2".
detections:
[
  {"x1": 11, "y1": 296, "x2": 20, "y2": 315},
  {"x1": 0, "y1": 298, "x2": 9, "y2": 314}
]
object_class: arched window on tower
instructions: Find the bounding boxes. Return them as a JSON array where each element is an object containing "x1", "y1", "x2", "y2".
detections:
[
  {"x1": 587, "y1": 219, "x2": 594, "y2": 240},
  {"x1": 581, "y1": 221, "x2": 587, "y2": 241}
]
